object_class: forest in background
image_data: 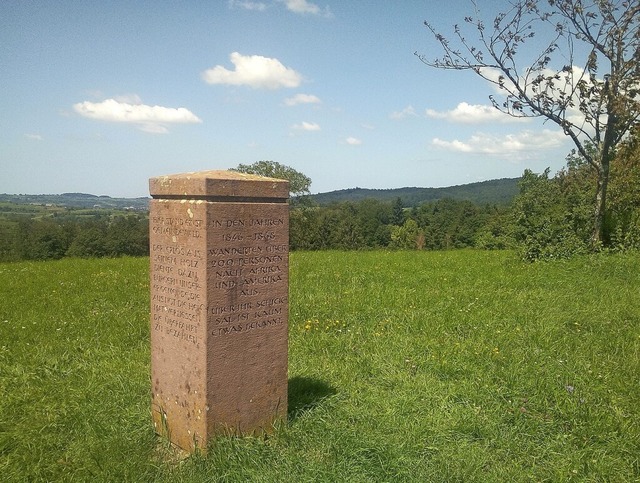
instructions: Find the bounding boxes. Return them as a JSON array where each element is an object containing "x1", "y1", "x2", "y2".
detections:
[
  {"x1": 0, "y1": 177, "x2": 518, "y2": 262},
  {"x1": 1, "y1": 138, "x2": 638, "y2": 263}
]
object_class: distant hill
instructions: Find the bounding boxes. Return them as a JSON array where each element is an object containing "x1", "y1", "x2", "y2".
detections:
[
  {"x1": 0, "y1": 177, "x2": 520, "y2": 210},
  {"x1": 310, "y1": 177, "x2": 520, "y2": 207},
  {"x1": 0, "y1": 193, "x2": 149, "y2": 210}
]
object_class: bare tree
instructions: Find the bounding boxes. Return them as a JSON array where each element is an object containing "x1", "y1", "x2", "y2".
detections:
[{"x1": 417, "y1": 0, "x2": 640, "y2": 247}]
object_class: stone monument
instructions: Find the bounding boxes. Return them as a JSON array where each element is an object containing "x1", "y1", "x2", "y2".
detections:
[{"x1": 149, "y1": 170, "x2": 289, "y2": 452}]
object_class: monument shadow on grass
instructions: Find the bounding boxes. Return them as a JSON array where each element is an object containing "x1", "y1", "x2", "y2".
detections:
[{"x1": 288, "y1": 376, "x2": 337, "y2": 422}]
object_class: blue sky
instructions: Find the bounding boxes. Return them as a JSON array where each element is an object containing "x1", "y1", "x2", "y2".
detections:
[{"x1": 1, "y1": 0, "x2": 574, "y2": 197}]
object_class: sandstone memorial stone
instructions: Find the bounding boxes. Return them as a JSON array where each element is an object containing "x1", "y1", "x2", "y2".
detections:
[{"x1": 149, "y1": 170, "x2": 289, "y2": 452}]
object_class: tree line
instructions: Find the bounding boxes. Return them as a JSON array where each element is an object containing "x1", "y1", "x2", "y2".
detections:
[
  {"x1": 297, "y1": 119, "x2": 638, "y2": 259},
  {"x1": 0, "y1": 214, "x2": 149, "y2": 262},
  {"x1": 0, "y1": 193, "x2": 504, "y2": 262},
  {"x1": 1, "y1": 129, "x2": 638, "y2": 263},
  {"x1": 289, "y1": 197, "x2": 505, "y2": 251}
]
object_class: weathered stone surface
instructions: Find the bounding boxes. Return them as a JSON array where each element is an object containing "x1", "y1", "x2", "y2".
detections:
[
  {"x1": 149, "y1": 170, "x2": 289, "y2": 200},
  {"x1": 149, "y1": 170, "x2": 289, "y2": 452}
]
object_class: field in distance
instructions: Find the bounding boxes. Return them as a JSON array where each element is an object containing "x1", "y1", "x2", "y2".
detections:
[{"x1": 0, "y1": 250, "x2": 638, "y2": 481}]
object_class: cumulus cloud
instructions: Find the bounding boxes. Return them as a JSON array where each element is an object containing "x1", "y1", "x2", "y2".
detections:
[
  {"x1": 291, "y1": 121, "x2": 321, "y2": 131},
  {"x1": 202, "y1": 52, "x2": 302, "y2": 90},
  {"x1": 431, "y1": 129, "x2": 566, "y2": 158},
  {"x1": 345, "y1": 136, "x2": 362, "y2": 145},
  {"x1": 390, "y1": 105, "x2": 418, "y2": 120},
  {"x1": 279, "y1": 0, "x2": 332, "y2": 17},
  {"x1": 24, "y1": 133, "x2": 43, "y2": 141},
  {"x1": 426, "y1": 102, "x2": 528, "y2": 124},
  {"x1": 72, "y1": 98, "x2": 202, "y2": 134},
  {"x1": 284, "y1": 93, "x2": 321, "y2": 106},
  {"x1": 228, "y1": 0, "x2": 267, "y2": 11}
]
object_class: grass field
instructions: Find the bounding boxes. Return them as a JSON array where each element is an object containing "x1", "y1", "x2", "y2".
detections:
[{"x1": 0, "y1": 250, "x2": 638, "y2": 481}]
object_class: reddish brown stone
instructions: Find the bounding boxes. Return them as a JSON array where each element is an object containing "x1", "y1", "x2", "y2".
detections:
[
  {"x1": 149, "y1": 170, "x2": 289, "y2": 200},
  {"x1": 149, "y1": 170, "x2": 289, "y2": 452}
]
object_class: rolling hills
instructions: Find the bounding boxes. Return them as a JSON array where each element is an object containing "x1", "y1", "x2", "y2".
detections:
[{"x1": 0, "y1": 177, "x2": 520, "y2": 209}]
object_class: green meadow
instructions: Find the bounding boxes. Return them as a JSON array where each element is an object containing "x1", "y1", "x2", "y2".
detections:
[{"x1": 1, "y1": 251, "x2": 638, "y2": 481}]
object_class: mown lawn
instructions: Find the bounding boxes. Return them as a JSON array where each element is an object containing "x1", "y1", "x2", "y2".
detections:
[{"x1": 0, "y1": 251, "x2": 638, "y2": 481}]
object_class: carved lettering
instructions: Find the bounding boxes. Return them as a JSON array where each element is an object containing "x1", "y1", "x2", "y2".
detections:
[
  {"x1": 250, "y1": 218, "x2": 284, "y2": 226},
  {"x1": 151, "y1": 206, "x2": 287, "y2": 341},
  {"x1": 211, "y1": 317, "x2": 283, "y2": 337}
]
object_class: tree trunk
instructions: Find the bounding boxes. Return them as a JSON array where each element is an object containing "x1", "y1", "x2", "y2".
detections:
[{"x1": 591, "y1": 158, "x2": 610, "y2": 249}]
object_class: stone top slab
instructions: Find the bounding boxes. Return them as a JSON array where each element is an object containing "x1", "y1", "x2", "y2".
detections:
[{"x1": 149, "y1": 170, "x2": 289, "y2": 201}]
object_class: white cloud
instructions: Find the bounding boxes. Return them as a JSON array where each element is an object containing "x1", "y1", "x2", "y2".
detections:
[
  {"x1": 426, "y1": 102, "x2": 528, "y2": 124},
  {"x1": 431, "y1": 129, "x2": 566, "y2": 158},
  {"x1": 24, "y1": 133, "x2": 43, "y2": 141},
  {"x1": 345, "y1": 136, "x2": 362, "y2": 145},
  {"x1": 228, "y1": 0, "x2": 267, "y2": 11},
  {"x1": 72, "y1": 98, "x2": 202, "y2": 134},
  {"x1": 291, "y1": 121, "x2": 321, "y2": 131},
  {"x1": 279, "y1": 0, "x2": 332, "y2": 17},
  {"x1": 284, "y1": 93, "x2": 321, "y2": 106},
  {"x1": 390, "y1": 105, "x2": 418, "y2": 120},
  {"x1": 202, "y1": 52, "x2": 302, "y2": 90}
]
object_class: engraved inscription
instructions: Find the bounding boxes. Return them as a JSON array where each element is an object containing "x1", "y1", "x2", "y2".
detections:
[
  {"x1": 206, "y1": 215, "x2": 287, "y2": 336},
  {"x1": 150, "y1": 210, "x2": 205, "y2": 346},
  {"x1": 152, "y1": 208, "x2": 287, "y2": 340}
]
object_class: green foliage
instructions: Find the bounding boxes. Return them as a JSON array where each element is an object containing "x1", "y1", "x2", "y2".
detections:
[
  {"x1": 411, "y1": 198, "x2": 503, "y2": 250},
  {"x1": 0, "y1": 220, "x2": 18, "y2": 261},
  {"x1": 0, "y1": 212, "x2": 149, "y2": 262},
  {"x1": 1, "y1": 252, "x2": 639, "y2": 480},
  {"x1": 608, "y1": 129, "x2": 640, "y2": 250},
  {"x1": 290, "y1": 199, "x2": 393, "y2": 250},
  {"x1": 104, "y1": 215, "x2": 150, "y2": 257},
  {"x1": 511, "y1": 169, "x2": 591, "y2": 261},
  {"x1": 369, "y1": 131, "x2": 638, "y2": 260},
  {"x1": 510, "y1": 131, "x2": 640, "y2": 260},
  {"x1": 391, "y1": 197, "x2": 405, "y2": 226},
  {"x1": 288, "y1": 205, "x2": 319, "y2": 251},
  {"x1": 14, "y1": 219, "x2": 72, "y2": 261},
  {"x1": 66, "y1": 225, "x2": 108, "y2": 258},
  {"x1": 389, "y1": 219, "x2": 421, "y2": 249},
  {"x1": 473, "y1": 206, "x2": 515, "y2": 250},
  {"x1": 290, "y1": 197, "x2": 503, "y2": 251},
  {"x1": 231, "y1": 160, "x2": 312, "y2": 197}
]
